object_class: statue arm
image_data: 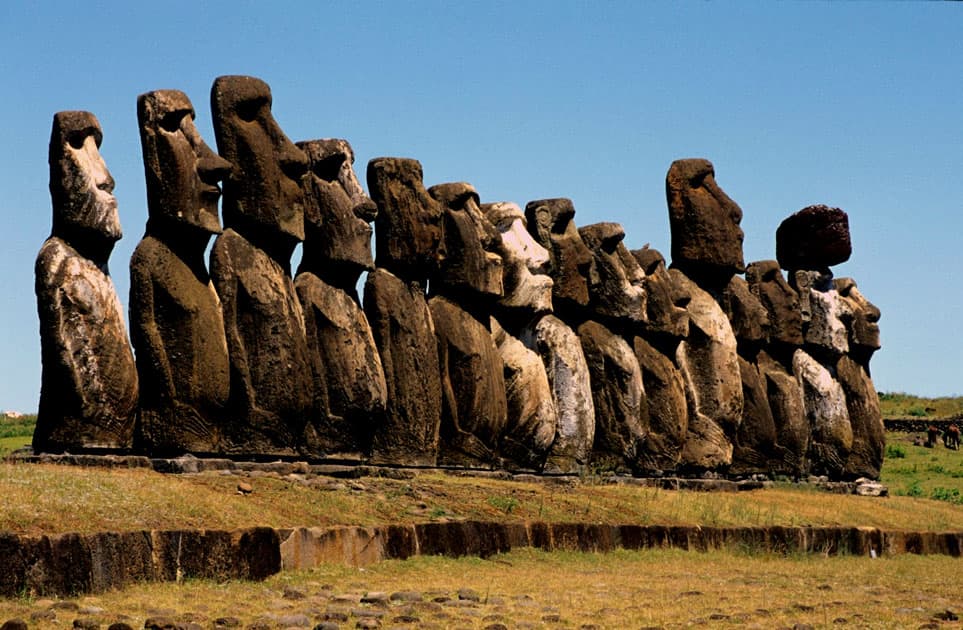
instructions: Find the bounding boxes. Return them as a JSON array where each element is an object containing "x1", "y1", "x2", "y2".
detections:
[
  {"x1": 210, "y1": 241, "x2": 256, "y2": 411},
  {"x1": 129, "y1": 258, "x2": 175, "y2": 403}
]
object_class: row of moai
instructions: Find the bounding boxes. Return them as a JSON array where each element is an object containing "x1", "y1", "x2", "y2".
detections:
[{"x1": 34, "y1": 75, "x2": 883, "y2": 480}]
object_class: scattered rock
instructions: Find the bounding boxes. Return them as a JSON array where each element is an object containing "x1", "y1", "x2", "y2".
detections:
[
  {"x1": 457, "y1": 588, "x2": 481, "y2": 602},
  {"x1": 30, "y1": 610, "x2": 57, "y2": 622},
  {"x1": 319, "y1": 611, "x2": 349, "y2": 622},
  {"x1": 351, "y1": 609, "x2": 385, "y2": 619},
  {"x1": 0, "y1": 620, "x2": 28, "y2": 630},
  {"x1": 53, "y1": 602, "x2": 81, "y2": 611},
  {"x1": 934, "y1": 609, "x2": 959, "y2": 621},
  {"x1": 73, "y1": 619, "x2": 100, "y2": 629},
  {"x1": 144, "y1": 618, "x2": 177, "y2": 630},
  {"x1": 237, "y1": 481, "x2": 254, "y2": 495},
  {"x1": 484, "y1": 624, "x2": 509, "y2": 630},
  {"x1": 389, "y1": 592, "x2": 422, "y2": 603},
  {"x1": 313, "y1": 624, "x2": 339, "y2": 630},
  {"x1": 107, "y1": 623, "x2": 134, "y2": 630},
  {"x1": 283, "y1": 586, "x2": 307, "y2": 600},
  {"x1": 355, "y1": 618, "x2": 380, "y2": 629},
  {"x1": 276, "y1": 614, "x2": 312, "y2": 627},
  {"x1": 360, "y1": 592, "x2": 389, "y2": 605},
  {"x1": 214, "y1": 618, "x2": 241, "y2": 628},
  {"x1": 391, "y1": 615, "x2": 420, "y2": 623}
]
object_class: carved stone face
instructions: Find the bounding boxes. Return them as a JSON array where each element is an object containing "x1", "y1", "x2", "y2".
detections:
[
  {"x1": 525, "y1": 198, "x2": 598, "y2": 309},
  {"x1": 666, "y1": 158, "x2": 745, "y2": 280},
  {"x1": 482, "y1": 202, "x2": 554, "y2": 316},
  {"x1": 211, "y1": 75, "x2": 308, "y2": 244},
  {"x1": 367, "y1": 157, "x2": 445, "y2": 280},
  {"x1": 577, "y1": 223, "x2": 646, "y2": 324},
  {"x1": 429, "y1": 183, "x2": 503, "y2": 299},
  {"x1": 793, "y1": 270, "x2": 852, "y2": 356},
  {"x1": 297, "y1": 138, "x2": 376, "y2": 277},
  {"x1": 746, "y1": 260, "x2": 803, "y2": 348},
  {"x1": 138, "y1": 90, "x2": 231, "y2": 235},
  {"x1": 723, "y1": 275, "x2": 769, "y2": 345},
  {"x1": 49, "y1": 111, "x2": 121, "y2": 249},
  {"x1": 631, "y1": 247, "x2": 689, "y2": 339},
  {"x1": 835, "y1": 277, "x2": 881, "y2": 355}
]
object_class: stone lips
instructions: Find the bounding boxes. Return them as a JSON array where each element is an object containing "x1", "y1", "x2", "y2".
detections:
[{"x1": 776, "y1": 204, "x2": 852, "y2": 271}]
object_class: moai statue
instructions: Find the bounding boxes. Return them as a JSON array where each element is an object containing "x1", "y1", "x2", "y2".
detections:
[
  {"x1": 209, "y1": 75, "x2": 313, "y2": 456},
  {"x1": 835, "y1": 277, "x2": 884, "y2": 479},
  {"x1": 777, "y1": 205, "x2": 853, "y2": 478},
  {"x1": 630, "y1": 247, "x2": 690, "y2": 473},
  {"x1": 746, "y1": 260, "x2": 809, "y2": 477},
  {"x1": 720, "y1": 274, "x2": 790, "y2": 477},
  {"x1": 34, "y1": 111, "x2": 138, "y2": 452},
  {"x1": 364, "y1": 157, "x2": 444, "y2": 465},
  {"x1": 294, "y1": 138, "x2": 387, "y2": 457},
  {"x1": 427, "y1": 183, "x2": 507, "y2": 467},
  {"x1": 576, "y1": 223, "x2": 649, "y2": 473},
  {"x1": 665, "y1": 159, "x2": 746, "y2": 472},
  {"x1": 482, "y1": 201, "x2": 557, "y2": 471},
  {"x1": 524, "y1": 198, "x2": 597, "y2": 472},
  {"x1": 130, "y1": 90, "x2": 232, "y2": 455}
]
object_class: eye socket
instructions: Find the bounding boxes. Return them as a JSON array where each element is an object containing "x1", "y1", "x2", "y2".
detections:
[
  {"x1": 67, "y1": 132, "x2": 87, "y2": 150},
  {"x1": 311, "y1": 153, "x2": 346, "y2": 182},
  {"x1": 160, "y1": 111, "x2": 184, "y2": 133},
  {"x1": 235, "y1": 99, "x2": 262, "y2": 123}
]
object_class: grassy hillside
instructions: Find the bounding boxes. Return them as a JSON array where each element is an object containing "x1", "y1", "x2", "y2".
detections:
[{"x1": 879, "y1": 392, "x2": 963, "y2": 418}]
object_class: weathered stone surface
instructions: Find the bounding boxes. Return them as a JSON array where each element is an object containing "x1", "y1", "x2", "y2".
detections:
[
  {"x1": 295, "y1": 138, "x2": 385, "y2": 457},
  {"x1": 130, "y1": 89, "x2": 232, "y2": 455},
  {"x1": 295, "y1": 274, "x2": 387, "y2": 456},
  {"x1": 525, "y1": 198, "x2": 597, "y2": 313},
  {"x1": 632, "y1": 335, "x2": 687, "y2": 473},
  {"x1": 363, "y1": 158, "x2": 445, "y2": 465},
  {"x1": 670, "y1": 270, "x2": 741, "y2": 470},
  {"x1": 835, "y1": 277, "x2": 881, "y2": 366},
  {"x1": 430, "y1": 183, "x2": 503, "y2": 301},
  {"x1": 666, "y1": 158, "x2": 744, "y2": 283},
  {"x1": 746, "y1": 260, "x2": 803, "y2": 351},
  {"x1": 491, "y1": 319, "x2": 557, "y2": 470},
  {"x1": 794, "y1": 349, "x2": 852, "y2": 478},
  {"x1": 730, "y1": 356, "x2": 785, "y2": 476},
  {"x1": 35, "y1": 111, "x2": 138, "y2": 452},
  {"x1": 577, "y1": 223, "x2": 646, "y2": 324},
  {"x1": 368, "y1": 157, "x2": 444, "y2": 281},
  {"x1": 520, "y1": 315, "x2": 595, "y2": 472},
  {"x1": 482, "y1": 202, "x2": 554, "y2": 320},
  {"x1": 210, "y1": 75, "x2": 312, "y2": 456},
  {"x1": 720, "y1": 276, "x2": 768, "y2": 350},
  {"x1": 578, "y1": 321, "x2": 648, "y2": 472},
  {"x1": 838, "y1": 355, "x2": 884, "y2": 480},
  {"x1": 757, "y1": 350, "x2": 809, "y2": 476},
  {"x1": 429, "y1": 295, "x2": 507, "y2": 467},
  {"x1": 296, "y1": 138, "x2": 377, "y2": 288},
  {"x1": 794, "y1": 270, "x2": 851, "y2": 358},
  {"x1": 632, "y1": 246, "x2": 689, "y2": 340},
  {"x1": 776, "y1": 205, "x2": 851, "y2": 271},
  {"x1": 363, "y1": 269, "x2": 441, "y2": 466}
]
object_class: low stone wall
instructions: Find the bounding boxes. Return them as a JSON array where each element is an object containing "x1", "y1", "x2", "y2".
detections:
[
  {"x1": 2, "y1": 521, "x2": 961, "y2": 598},
  {"x1": 884, "y1": 418, "x2": 963, "y2": 433}
]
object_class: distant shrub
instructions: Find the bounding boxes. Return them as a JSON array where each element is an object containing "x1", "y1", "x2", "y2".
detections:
[
  {"x1": 930, "y1": 487, "x2": 963, "y2": 505},
  {"x1": 907, "y1": 406, "x2": 928, "y2": 417},
  {"x1": 885, "y1": 444, "x2": 907, "y2": 459}
]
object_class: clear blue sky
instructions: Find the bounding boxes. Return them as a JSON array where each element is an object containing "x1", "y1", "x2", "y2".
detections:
[{"x1": 1, "y1": 2, "x2": 960, "y2": 413}]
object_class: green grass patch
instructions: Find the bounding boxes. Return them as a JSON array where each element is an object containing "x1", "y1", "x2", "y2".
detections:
[{"x1": 878, "y1": 392, "x2": 963, "y2": 418}]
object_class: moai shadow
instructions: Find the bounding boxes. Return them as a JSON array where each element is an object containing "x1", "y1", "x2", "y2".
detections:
[
  {"x1": 363, "y1": 158, "x2": 444, "y2": 465},
  {"x1": 524, "y1": 198, "x2": 598, "y2": 473},
  {"x1": 295, "y1": 139, "x2": 386, "y2": 458},
  {"x1": 130, "y1": 90, "x2": 232, "y2": 455},
  {"x1": 630, "y1": 247, "x2": 690, "y2": 474},
  {"x1": 665, "y1": 159, "x2": 745, "y2": 473},
  {"x1": 835, "y1": 277, "x2": 884, "y2": 479},
  {"x1": 746, "y1": 260, "x2": 809, "y2": 478},
  {"x1": 35, "y1": 111, "x2": 138, "y2": 452},
  {"x1": 209, "y1": 75, "x2": 313, "y2": 456},
  {"x1": 778, "y1": 204, "x2": 854, "y2": 479},
  {"x1": 577, "y1": 223, "x2": 650, "y2": 474},
  {"x1": 428, "y1": 183, "x2": 507, "y2": 467},
  {"x1": 482, "y1": 201, "x2": 558, "y2": 471}
]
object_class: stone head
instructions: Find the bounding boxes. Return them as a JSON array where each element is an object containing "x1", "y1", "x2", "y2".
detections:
[
  {"x1": 49, "y1": 110, "x2": 121, "y2": 258},
  {"x1": 776, "y1": 205, "x2": 851, "y2": 273},
  {"x1": 631, "y1": 246, "x2": 689, "y2": 339},
  {"x1": 297, "y1": 138, "x2": 377, "y2": 282},
  {"x1": 792, "y1": 269, "x2": 851, "y2": 357},
  {"x1": 834, "y1": 277, "x2": 881, "y2": 360},
  {"x1": 666, "y1": 158, "x2": 744, "y2": 283},
  {"x1": 210, "y1": 75, "x2": 308, "y2": 249},
  {"x1": 524, "y1": 198, "x2": 598, "y2": 310},
  {"x1": 482, "y1": 201, "x2": 554, "y2": 316},
  {"x1": 746, "y1": 260, "x2": 803, "y2": 349},
  {"x1": 429, "y1": 182, "x2": 503, "y2": 299},
  {"x1": 722, "y1": 275, "x2": 769, "y2": 348},
  {"x1": 367, "y1": 157, "x2": 444, "y2": 281},
  {"x1": 137, "y1": 90, "x2": 231, "y2": 237},
  {"x1": 577, "y1": 222, "x2": 646, "y2": 324}
]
